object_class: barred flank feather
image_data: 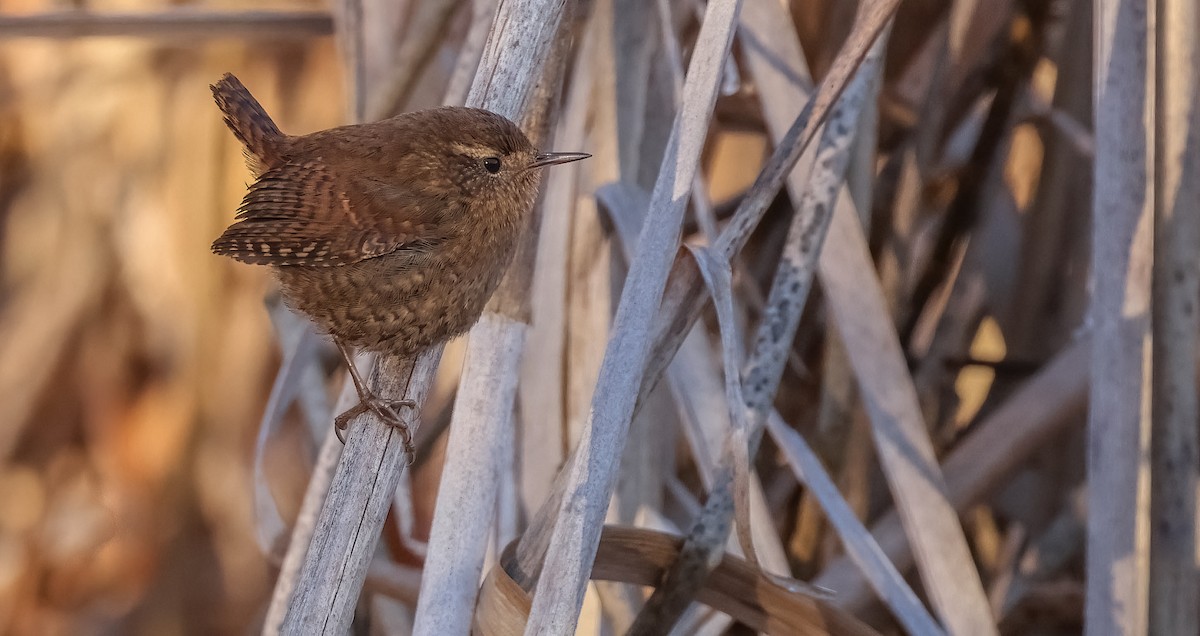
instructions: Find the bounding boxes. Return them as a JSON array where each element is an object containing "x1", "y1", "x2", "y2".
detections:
[{"x1": 211, "y1": 161, "x2": 432, "y2": 266}]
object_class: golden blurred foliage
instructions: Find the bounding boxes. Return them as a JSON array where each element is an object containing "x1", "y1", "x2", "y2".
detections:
[{"x1": 0, "y1": 2, "x2": 341, "y2": 633}]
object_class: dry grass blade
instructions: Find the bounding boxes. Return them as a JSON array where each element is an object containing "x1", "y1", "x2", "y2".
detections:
[
  {"x1": 817, "y1": 97, "x2": 999, "y2": 636},
  {"x1": 741, "y1": 27, "x2": 890, "y2": 421},
  {"x1": 1088, "y1": 0, "x2": 1153, "y2": 631},
  {"x1": 596, "y1": 181, "x2": 792, "y2": 634},
  {"x1": 683, "y1": 245, "x2": 759, "y2": 571},
  {"x1": 592, "y1": 528, "x2": 876, "y2": 636},
  {"x1": 524, "y1": 2, "x2": 744, "y2": 632}
]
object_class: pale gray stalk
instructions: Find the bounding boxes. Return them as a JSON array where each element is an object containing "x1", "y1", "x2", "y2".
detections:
[
  {"x1": 815, "y1": 67, "x2": 1000, "y2": 636},
  {"x1": 413, "y1": 315, "x2": 526, "y2": 635},
  {"x1": 253, "y1": 303, "x2": 326, "y2": 559},
  {"x1": 1088, "y1": 0, "x2": 1154, "y2": 632},
  {"x1": 412, "y1": 5, "x2": 576, "y2": 634},
  {"x1": 442, "y1": 0, "x2": 497, "y2": 109},
  {"x1": 766, "y1": 408, "x2": 944, "y2": 636},
  {"x1": 596, "y1": 182, "x2": 787, "y2": 573},
  {"x1": 262, "y1": 376, "x2": 359, "y2": 635},
  {"x1": 1149, "y1": 0, "x2": 1200, "y2": 630},
  {"x1": 0, "y1": 9, "x2": 332, "y2": 39},
  {"x1": 279, "y1": 352, "x2": 441, "y2": 633}
]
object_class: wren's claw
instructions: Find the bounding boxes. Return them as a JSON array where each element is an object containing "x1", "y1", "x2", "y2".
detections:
[
  {"x1": 330, "y1": 339, "x2": 419, "y2": 462},
  {"x1": 333, "y1": 394, "x2": 418, "y2": 461}
]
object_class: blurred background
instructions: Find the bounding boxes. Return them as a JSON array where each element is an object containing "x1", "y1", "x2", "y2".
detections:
[{"x1": 0, "y1": 2, "x2": 345, "y2": 633}]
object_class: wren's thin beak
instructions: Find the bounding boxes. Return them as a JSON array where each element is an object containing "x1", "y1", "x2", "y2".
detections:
[{"x1": 527, "y1": 151, "x2": 591, "y2": 170}]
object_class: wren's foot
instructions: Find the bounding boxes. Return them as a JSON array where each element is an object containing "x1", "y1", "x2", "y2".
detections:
[
  {"x1": 333, "y1": 394, "x2": 418, "y2": 459},
  {"x1": 330, "y1": 338, "x2": 418, "y2": 462}
]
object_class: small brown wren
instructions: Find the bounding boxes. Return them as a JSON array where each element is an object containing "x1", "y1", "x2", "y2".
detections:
[{"x1": 210, "y1": 73, "x2": 588, "y2": 454}]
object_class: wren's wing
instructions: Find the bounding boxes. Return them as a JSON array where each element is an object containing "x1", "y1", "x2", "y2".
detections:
[{"x1": 211, "y1": 160, "x2": 440, "y2": 266}]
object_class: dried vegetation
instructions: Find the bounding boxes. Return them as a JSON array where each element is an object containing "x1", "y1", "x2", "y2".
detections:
[{"x1": 0, "y1": 0, "x2": 1194, "y2": 635}]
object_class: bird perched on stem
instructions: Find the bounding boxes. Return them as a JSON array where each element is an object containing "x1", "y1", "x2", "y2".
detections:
[{"x1": 210, "y1": 73, "x2": 588, "y2": 458}]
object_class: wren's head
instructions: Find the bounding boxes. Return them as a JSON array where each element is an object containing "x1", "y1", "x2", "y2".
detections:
[{"x1": 390, "y1": 107, "x2": 589, "y2": 216}]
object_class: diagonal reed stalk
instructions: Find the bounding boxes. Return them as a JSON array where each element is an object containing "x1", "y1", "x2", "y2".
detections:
[{"x1": 523, "y1": 1, "x2": 745, "y2": 631}]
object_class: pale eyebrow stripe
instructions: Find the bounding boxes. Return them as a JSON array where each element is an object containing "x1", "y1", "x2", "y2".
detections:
[{"x1": 448, "y1": 142, "x2": 496, "y2": 156}]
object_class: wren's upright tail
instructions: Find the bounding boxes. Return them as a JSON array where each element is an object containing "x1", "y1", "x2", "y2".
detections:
[{"x1": 211, "y1": 73, "x2": 285, "y2": 172}]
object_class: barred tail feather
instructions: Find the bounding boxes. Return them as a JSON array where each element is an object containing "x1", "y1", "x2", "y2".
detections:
[{"x1": 211, "y1": 73, "x2": 284, "y2": 172}]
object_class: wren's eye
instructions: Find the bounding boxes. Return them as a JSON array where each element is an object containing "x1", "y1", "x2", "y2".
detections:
[{"x1": 482, "y1": 157, "x2": 502, "y2": 174}]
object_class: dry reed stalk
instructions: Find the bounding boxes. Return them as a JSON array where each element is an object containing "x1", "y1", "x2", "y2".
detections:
[
  {"x1": 766, "y1": 409, "x2": 943, "y2": 636},
  {"x1": 603, "y1": 0, "x2": 682, "y2": 565},
  {"x1": 0, "y1": 9, "x2": 332, "y2": 39},
  {"x1": 603, "y1": 6, "x2": 791, "y2": 620},
  {"x1": 1149, "y1": 0, "x2": 1200, "y2": 630},
  {"x1": 265, "y1": 0, "x2": 577, "y2": 632},
  {"x1": 262, "y1": 378, "x2": 360, "y2": 634},
  {"x1": 653, "y1": 2, "x2": 787, "y2": 567},
  {"x1": 597, "y1": 181, "x2": 791, "y2": 634},
  {"x1": 412, "y1": 14, "x2": 575, "y2": 632},
  {"x1": 516, "y1": 16, "x2": 595, "y2": 520},
  {"x1": 748, "y1": 23, "x2": 941, "y2": 622},
  {"x1": 1087, "y1": 0, "x2": 1153, "y2": 632}
]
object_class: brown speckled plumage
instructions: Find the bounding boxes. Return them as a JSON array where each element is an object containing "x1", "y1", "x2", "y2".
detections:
[{"x1": 210, "y1": 73, "x2": 587, "y2": 449}]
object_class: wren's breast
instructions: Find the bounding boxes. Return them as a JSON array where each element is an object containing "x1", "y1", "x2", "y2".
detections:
[{"x1": 275, "y1": 228, "x2": 517, "y2": 356}]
